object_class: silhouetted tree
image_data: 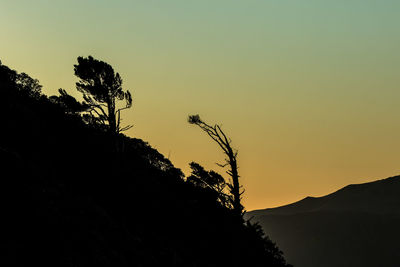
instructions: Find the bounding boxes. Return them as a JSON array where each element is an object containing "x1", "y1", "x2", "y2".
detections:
[
  {"x1": 16, "y1": 72, "x2": 42, "y2": 99},
  {"x1": 49, "y1": 88, "x2": 89, "y2": 114},
  {"x1": 187, "y1": 162, "x2": 231, "y2": 208},
  {"x1": 74, "y1": 56, "x2": 132, "y2": 134},
  {"x1": 0, "y1": 60, "x2": 17, "y2": 89},
  {"x1": 0, "y1": 60, "x2": 42, "y2": 99},
  {"x1": 188, "y1": 114, "x2": 244, "y2": 216}
]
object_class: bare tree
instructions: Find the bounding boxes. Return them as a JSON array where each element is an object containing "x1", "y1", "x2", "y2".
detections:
[{"x1": 188, "y1": 114, "x2": 243, "y2": 216}]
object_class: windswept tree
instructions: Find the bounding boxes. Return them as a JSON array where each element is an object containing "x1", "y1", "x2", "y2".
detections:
[
  {"x1": 74, "y1": 56, "x2": 132, "y2": 134},
  {"x1": 188, "y1": 114, "x2": 243, "y2": 216}
]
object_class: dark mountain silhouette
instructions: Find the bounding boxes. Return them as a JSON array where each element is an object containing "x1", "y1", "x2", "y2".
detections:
[
  {"x1": 0, "y1": 60, "x2": 291, "y2": 267},
  {"x1": 246, "y1": 176, "x2": 400, "y2": 267}
]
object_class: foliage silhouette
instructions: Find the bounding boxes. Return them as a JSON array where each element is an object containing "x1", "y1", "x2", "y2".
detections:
[
  {"x1": 0, "y1": 60, "x2": 42, "y2": 99},
  {"x1": 49, "y1": 88, "x2": 89, "y2": 114},
  {"x1": 74, "y1": 56, "x2": 133, "y2": 134},
  {"x1": 0, "y1": 60, "x2": 291, "y2": 267},
  {"x1": 188, "y1": 114, "x2": 244, "y2": 216},
  {"x1": 15, "y1": 72, "x2": 42, "y2": 99},
  {"x1": 187, "y1": 162, "x2": 232, "y2": 209}
]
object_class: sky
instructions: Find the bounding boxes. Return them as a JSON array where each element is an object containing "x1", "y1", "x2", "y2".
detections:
[{"x1": 1, "y1": 0, "x2": 400, "y2": 211}]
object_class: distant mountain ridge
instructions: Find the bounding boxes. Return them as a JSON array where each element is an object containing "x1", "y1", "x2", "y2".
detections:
[
  {"x1": 250, "y1": 175, "x2": 400, "y2": 216},
  {"x1": 246, "y1": 175, "x2": 400, "y2": 267}
]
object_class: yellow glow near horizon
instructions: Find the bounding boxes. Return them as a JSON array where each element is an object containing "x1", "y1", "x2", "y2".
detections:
[{"x1": 1, "y1": 0, "x2": 400, "y2": 210}]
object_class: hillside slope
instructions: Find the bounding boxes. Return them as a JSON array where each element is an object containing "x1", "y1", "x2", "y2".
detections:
[
  {"x1": 0, "y1": 60, "x2": 291, "y2": 267},
  {"x1": 246, "y1": 176, "x2": 400, "y2": 267}
]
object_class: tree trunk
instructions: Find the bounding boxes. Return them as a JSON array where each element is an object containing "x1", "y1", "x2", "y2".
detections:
[
  {"x1": 229, "y1": 157, "x2": 242, "y2": 216},
  {"x1": 107, "y1": 99, "x2": 116, "y2": 134}
]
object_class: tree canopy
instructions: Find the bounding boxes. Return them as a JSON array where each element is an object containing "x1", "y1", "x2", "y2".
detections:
[
  {"x1": 187, "y1": 162, "x2": 231, "y2": 208},
  {"x1": 74, "y1": 56, "x2": 132, "y2": 134}
]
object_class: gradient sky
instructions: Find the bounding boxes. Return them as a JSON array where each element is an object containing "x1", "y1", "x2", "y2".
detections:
[{"x1": 1, "y1": 0, "x2": 400, "y2": 210}]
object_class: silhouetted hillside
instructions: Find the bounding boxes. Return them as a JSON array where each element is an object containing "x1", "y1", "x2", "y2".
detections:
[
  {"x1": 0, "y1": 60, "x2": 290, "y2": 266},
  {"x1": 246, "y1": 176, "x2": 400, "y2": 267}
]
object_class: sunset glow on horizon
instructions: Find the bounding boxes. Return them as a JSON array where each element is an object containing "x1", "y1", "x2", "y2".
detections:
[{"x1": 2, "y1": 0, "x2": 400, "y2": 210}]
